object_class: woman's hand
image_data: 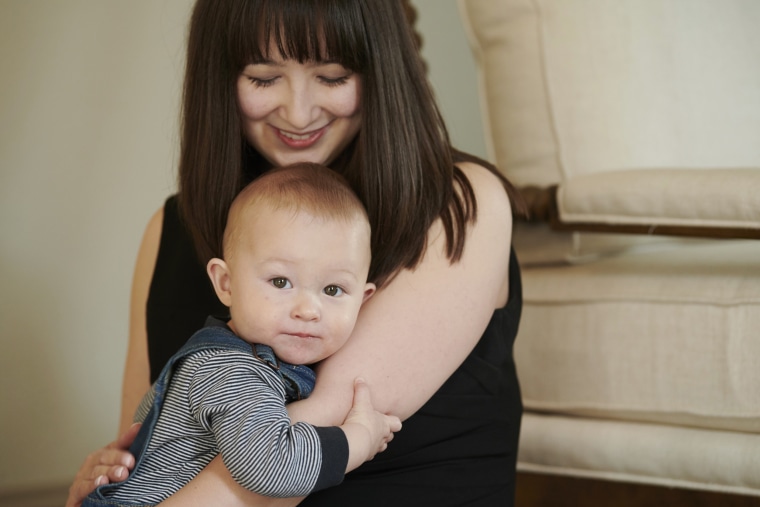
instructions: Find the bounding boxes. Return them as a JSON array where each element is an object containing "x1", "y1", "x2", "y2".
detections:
[{"x1": 66, "y1": 423, "x2": 141, "y2": 507}]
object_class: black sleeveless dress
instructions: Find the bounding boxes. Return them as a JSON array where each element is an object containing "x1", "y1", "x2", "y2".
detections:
[{"x1": 146, "y1": 195, "x2": 523, "y2": 506}]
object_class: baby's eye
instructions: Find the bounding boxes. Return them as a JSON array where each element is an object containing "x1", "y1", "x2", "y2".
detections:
[
  {"x1": 323, "y1": 285, "x2": 344, "y2": 297},
  {"x1": 270, "y1": 277, "x2": 292, "y2": 289}
]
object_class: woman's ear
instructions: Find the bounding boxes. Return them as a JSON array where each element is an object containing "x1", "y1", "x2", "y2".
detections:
[
  {"x1": 207, "y1": 258, "x2": 232, "y2": 307},
  {"x1": 362, "y1": 283, "x2": 377, "y2": 303}
]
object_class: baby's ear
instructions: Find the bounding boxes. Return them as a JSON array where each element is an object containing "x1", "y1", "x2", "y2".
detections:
[
  {"x1": 362, "y1": 283, "x2": 377, "y2": 303},
  {"x1": 207, "y1": 258, "x2": 232, "y2": 307}
]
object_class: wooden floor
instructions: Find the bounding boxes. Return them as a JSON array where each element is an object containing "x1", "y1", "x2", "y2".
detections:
[
  {"x1": 4, "y1": 475, "x2": 759, "y2": 506},
  {"x1": 516, "y1": 472, "x2": 760, "y2": 507}
]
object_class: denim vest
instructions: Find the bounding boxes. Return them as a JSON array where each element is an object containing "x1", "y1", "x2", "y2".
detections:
[{"x1": 83, "y1": 317, "x2": 317, "y2": 507}]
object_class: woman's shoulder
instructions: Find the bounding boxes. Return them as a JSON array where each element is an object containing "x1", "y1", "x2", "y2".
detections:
[
  {"x1": 145, "y1": 194, "x2": 191, "y2": 254},
  {"x1": 144, "y1": 205, "x2": 165, "y2": 243},
  {"x1": 139, "y1": 194, "x2": 179, "y2": 249},
  {"x1": 456, "y1": 160, "x2": 514, "y2": 226},
  {"x1": 454, "y1": 160, "x2": 514, "y2": 306},
  {"x1": 134, "y1": 203, "x2": 165, "y2": 284}
]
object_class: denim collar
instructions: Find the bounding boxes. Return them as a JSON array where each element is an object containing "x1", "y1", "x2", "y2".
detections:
[
  {"x1": 250, "y1": 343, "x2": 316, "y2": 401},
  {"x1": 206, "y1": 316, "x2": 317, "y2": 401}
]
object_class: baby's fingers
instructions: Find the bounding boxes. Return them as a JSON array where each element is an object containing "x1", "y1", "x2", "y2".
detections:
[{"x1": 351, "y1": 377, "x2": 373, "y2": 409}]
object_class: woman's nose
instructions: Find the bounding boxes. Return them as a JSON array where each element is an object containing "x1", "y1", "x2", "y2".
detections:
[{"x1": 279, "y1": 82, "x2": 318, "y2": 130}]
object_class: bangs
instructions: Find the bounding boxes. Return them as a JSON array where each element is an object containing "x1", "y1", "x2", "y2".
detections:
[{"x1": 229, "y1": 0, "x2": 368, "y2": 72}]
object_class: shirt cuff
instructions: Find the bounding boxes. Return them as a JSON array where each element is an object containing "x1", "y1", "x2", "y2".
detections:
[{"x1": 312, "y1": 426, "x2": 349, "y2": 492}]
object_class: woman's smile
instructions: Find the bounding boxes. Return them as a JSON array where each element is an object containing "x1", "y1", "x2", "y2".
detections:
[{"x1": 273, "y1": 124, "x2": 327, "y2": 149}]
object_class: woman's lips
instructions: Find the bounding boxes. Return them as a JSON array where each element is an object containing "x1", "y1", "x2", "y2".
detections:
[{"x1": 274, "y1": 126, "x2": 326, "y2": 149}]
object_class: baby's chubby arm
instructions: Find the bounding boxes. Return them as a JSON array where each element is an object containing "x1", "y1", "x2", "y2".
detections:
[
  {"x1": 156, "y1": 376, "x2": 400, "y2": 507},
  {"x1": 189, "y1": 353, "x2": 399, "y2": 497},
  {"x1": 189, "y1": 353, "x2": 334, "y2": 497}
]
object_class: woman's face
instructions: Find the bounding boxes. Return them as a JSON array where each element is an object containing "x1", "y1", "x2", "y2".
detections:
[{"x1": 237, "y1": 54, "x2": 362, "y2": 167}]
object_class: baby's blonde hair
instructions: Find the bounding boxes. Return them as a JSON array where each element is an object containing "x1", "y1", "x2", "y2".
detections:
[{"x1": 224, "y1": 162, "x2": 370, "y2": 259}]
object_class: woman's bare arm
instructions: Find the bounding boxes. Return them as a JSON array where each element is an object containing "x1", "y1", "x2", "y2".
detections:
[
  {"x1": 119, "y1": 207, "x2": 162, "y2": 434},
  {"x1": 160, "y1": 162, "x2": 515, "y2": 506},
  {"x1": 293, "y1": 162, "x2": 513, "y2": 423}
]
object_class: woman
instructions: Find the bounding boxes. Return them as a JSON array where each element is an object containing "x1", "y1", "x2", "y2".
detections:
[{"x1": 68, "y1": 0, "x2": 525, "y2": 505}]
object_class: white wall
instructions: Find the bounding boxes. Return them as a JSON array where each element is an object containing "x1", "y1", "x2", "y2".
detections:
[
  {"x1": 0, "y1": 0, "x2": 193, "y2": 493},
  {"x1": 415, "y1": 0, "x2": 487, "y2": 159},
  {"x1": 0, "y1": 0, "x2": 485, "y2": 494}
]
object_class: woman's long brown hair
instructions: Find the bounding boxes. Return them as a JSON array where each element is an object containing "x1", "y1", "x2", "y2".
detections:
[{"x1": 178, "y1": 0, "x2": 523, "y2": 287}]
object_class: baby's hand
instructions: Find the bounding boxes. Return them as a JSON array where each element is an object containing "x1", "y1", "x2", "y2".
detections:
[{"x1": 341, "y1": 378, "x2": 402, "y2": 471}]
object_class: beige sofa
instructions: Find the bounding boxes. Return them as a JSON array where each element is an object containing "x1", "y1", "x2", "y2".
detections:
[{"x1": 459, "y1": 0, "x2": 760, "y2": 500}]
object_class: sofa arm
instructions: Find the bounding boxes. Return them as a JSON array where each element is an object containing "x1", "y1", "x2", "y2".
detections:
[{"x1": 521, "y1": 168, "x2": 760, "y2": 240}]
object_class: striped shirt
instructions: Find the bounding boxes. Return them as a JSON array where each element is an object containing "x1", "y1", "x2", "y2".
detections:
[{"x1": 107, "y1": 347, "x2": 348, "y2": 503}]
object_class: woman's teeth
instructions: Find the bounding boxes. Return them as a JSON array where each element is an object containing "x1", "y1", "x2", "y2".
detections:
[{"x1": 280, "y1": 130, "x2": 312, "y2": 140}]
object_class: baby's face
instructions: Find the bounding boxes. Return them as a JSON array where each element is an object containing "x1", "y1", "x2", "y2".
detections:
[{"x1": 224, "y1": 207, "x2": 374, "y2": 365}]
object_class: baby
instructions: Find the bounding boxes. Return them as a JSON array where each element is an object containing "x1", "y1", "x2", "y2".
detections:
[{"x1": 84, "y1": 163, "x2": 401, "y2": 506}]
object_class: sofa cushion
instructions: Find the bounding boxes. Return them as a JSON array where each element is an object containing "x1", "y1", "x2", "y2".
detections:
[
  {"x1": 519, "y1": 413, "x2": 760, "y2": 496},
  {"x1": 515, "y1": 240, "x2": 760, "y2": 433}
]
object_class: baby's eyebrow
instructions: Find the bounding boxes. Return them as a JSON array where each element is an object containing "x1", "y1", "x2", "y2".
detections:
[{"x1": 330, "y1": 269, "x2": 361, "y2": 282}]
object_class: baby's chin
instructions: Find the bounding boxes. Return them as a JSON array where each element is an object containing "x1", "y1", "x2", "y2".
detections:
[{"x1": 273, "y1": 345, "x2": 326, "y2": 367}]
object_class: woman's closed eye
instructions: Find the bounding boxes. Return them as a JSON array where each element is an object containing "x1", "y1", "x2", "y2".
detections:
[
  {"x1": 247, "y1": 76, "x2": 278, "y2": 88},
  {"x1": 318, "y1": 75, "x2": 350, "y2": 87},
  {"x1": 270, "y1": 277, "x2": 292, "y2": 289}
]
